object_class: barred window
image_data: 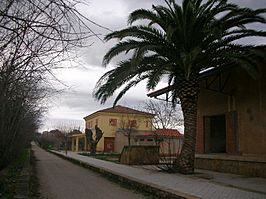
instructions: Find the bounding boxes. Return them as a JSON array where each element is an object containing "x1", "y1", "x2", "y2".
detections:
[{"x1": 109, "y1": 118, "x2": 117, "y2": 126}]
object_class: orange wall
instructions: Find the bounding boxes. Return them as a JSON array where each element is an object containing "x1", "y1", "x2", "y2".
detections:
[
  {"x1": 197, "y1": 64, "x2": 266, "y2": 155},
  {"x1": 84, "y1": 112, "x2": 153, "y2": 152}
]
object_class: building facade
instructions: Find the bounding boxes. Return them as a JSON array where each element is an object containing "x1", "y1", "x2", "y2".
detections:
[
  {"x1": 196, "y1": 63, "x2": 266, "y2": 156},
  {"x1": 83, "y1": 105, "x2": 154, "y2": 152},
  {"x1": 135, "y1": 129, "x2": 183, "y2": 155},
  {"x1": 147, "y1": 61, "x2": 266, "y2": 157}
]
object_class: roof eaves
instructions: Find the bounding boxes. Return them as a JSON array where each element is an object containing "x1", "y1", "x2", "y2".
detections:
[{"x1": 147, "y1": 63, "x2": 236, "y2": 98}]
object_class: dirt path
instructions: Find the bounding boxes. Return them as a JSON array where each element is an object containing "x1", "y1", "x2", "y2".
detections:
[{"x1": 32, "y1": 144, "x2": 148, "y2": 199}]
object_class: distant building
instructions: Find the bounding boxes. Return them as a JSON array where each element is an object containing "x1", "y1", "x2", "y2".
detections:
[
  {"x1": 135, "y1": 128, "x2": 183, "y2": 155},
  {"x1": 71, "y1": 105, "x2": 154, "y2": 152}
]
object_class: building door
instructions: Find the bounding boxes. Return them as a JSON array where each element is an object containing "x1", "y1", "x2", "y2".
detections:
[
  {"x1": 104, "y1": 137, "x2": 114, "y2": 152},
  {"x1": 205, "y1": 115, "x2": 226, "y2": 153}
]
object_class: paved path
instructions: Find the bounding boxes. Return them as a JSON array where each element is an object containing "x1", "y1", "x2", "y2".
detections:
[
  {"x1": 52, "y1": 150, "x2": 266, "y2": 199},
  {"x1": 33, "y1": 144, "x2": 149, "y2": 199}
]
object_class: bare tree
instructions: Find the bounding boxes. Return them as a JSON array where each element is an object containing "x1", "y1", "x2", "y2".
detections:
[
  {"x1": 141, "y1": 100, "x2": 184, "y2": 172},
  {"x1": 142, "y1": 100, "x2": 184, "y2": 130},
  {"x1": 0, "y1": 0, "x2": 106, "y2": 169},
  {"x1": 117, "y1": 115, "x2": 140, "y2": 147},
  {"x1": 85, "y1": 125, "x2": 103, "y2": 155},
  {"x1": 55, "y1": 123, "x2": 83, "y2": 155}
]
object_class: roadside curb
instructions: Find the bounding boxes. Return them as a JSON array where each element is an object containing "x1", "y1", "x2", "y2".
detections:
[{"x1": 49, "y1": 150, "x2": 200, "y2": 199}]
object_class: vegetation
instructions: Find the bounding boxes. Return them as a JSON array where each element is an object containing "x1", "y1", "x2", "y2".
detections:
[
  {"x1": 29, "y1": 150, "x2": 40, "y2": 198},
  {"x1": 94, "y1": 0, "x2": 266, "y2": 174},
  {"x1": 85, "y1": 126, "x2": 104, "y2": 155},
  {"x1": 142, "y1": 100, "x2": 183, "y2": 129},
  {"x1": 0, "y1": 149, "x2": 39, "y2": 198},
  {"x1": 0, "y1": 0, "x2": 103, "y2": 169},
  {"x1": 37, "y1": 126, "x2": 83, "y2": 151},
  {"x1": 37, "y1": 130, "x2": 65, "y2": 150}
]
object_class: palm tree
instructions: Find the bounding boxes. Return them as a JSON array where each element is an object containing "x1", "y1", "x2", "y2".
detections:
[{"x1": 94, "y1": 0, "x2": 266, "y2": 174}]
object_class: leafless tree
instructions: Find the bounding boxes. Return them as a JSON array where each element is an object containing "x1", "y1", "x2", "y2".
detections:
[
  {"x1": 55, "y1": 123, "x2": 82, "y2": 154},
  {"x1": 85, "y1": 125, "x2": 103, "y2": 155},
  {"x1": 141, "y1": 100, "x2": 184, "y2": 172},
  {"x1": 117, "y1": 115, "x2": 140, "y2": 146},
  {"x1": 0, "y1": 0, "x2": 106, "y2": 169},
  {"x1": 142, "y1": 100, "x2": 184, "y2": 129}
]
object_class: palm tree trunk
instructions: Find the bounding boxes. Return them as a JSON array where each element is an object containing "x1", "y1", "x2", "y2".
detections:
[{"x1": 173, "y1": 74, "x2": 199, "y2": 174}]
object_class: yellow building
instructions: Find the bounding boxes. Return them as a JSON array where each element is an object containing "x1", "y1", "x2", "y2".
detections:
[{"x1": 74, "y1": 105, "x2": 154, "y2": 153}]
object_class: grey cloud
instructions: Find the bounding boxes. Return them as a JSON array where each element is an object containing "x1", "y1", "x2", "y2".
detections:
[
  {"x1": 52, "y1": 86, "x2": 148, "y2": 116},
  {"x1": 42, "y1": 0, "x2": 266, "y2": 131},
  {"x1": 230, "y1": 0, "x2": 266, "y2": 8},
  {"x1": 79, "y1": 0, "x2": 266, "y2": 67}
]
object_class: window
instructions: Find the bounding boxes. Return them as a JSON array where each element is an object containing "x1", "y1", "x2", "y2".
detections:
[
  {"x1": 140, "y1": 138, "x2": 145, "y2": 141},
  {"x1": 128, "y1": 120, "x2": 137, "y2": 127},
  {"x1": 109, "y1": 118, "x2": 117, "y2": 126},
  {"x1": 147, "y1": 138, "x2": 154, "y2": 142}
]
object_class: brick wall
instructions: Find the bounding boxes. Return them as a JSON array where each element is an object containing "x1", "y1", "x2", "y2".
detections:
[
  {"x1": 226, "y1": 112, "x2": 237, "y2": 154},
  {"x1": 196, "y1": 115, "x2": 204, "y2": 153}
]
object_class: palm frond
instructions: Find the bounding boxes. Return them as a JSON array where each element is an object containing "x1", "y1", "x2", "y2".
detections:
[
  {"x1": 95, "y1": 0, "x2": 266, "y2": 105},
  {"x1": 113, "y1": 74, "x2": 149, "y2": 106}
]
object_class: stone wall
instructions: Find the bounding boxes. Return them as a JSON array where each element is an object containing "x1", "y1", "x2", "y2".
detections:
[
  {"x1": 119, "y1": 146, "x2": 159, "y2": 165},
  {"x1": 195, "y1": 154, "x2": 266, "y2": 177}
]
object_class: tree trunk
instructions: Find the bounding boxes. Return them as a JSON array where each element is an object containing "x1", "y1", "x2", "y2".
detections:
[
  {"x1": 173, "y1": 74, "x2": 199, "y2": 174},
  {"x1": 90, "y1": 142, "x2": 97, "y2": 155},
  {"x1": 128, "y1": 136, "x2": 131, "y2": 146}
]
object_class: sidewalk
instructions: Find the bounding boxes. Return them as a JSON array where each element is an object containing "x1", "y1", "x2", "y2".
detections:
[{"x1": 52, "y1": 151, "x2": 266, "y2": 199}]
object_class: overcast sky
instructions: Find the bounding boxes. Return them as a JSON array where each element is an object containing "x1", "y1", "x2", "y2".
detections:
[{"x1": 40, "y1": 0, "x2": 266, "y2": 132}]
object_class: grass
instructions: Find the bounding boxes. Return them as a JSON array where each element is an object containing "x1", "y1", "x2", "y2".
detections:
[
  {"x1": 0, "y1": 150, "x2": 28, "y2": 198},
  {"x1": 29, "y1": 149, "x2": 40, "y2": 198},
  {"x1": 0, "y1": 148, "x2": 40, "y2": 199}
]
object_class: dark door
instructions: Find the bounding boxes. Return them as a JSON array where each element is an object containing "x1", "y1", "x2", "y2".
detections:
[
  {"x1": 209, "y1": 115, "x2": 226, "y2": 153},
  {"x1": 104, "y1": 137, "x2": 115, "y2": 152},
  {"x1": 205, "y1": 115, "x2": 226, "y2": 153}
]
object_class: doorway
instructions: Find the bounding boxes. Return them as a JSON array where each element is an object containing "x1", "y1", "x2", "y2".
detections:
[
  {"x1": 104, "y1": 137, "x2": 115, "y2": 152},
  {"x1": 205, "y1": 115, "x2": 226, "y2": 153}
]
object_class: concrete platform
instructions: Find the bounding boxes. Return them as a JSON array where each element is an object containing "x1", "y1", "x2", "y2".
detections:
[
  {"x1": 195, "y1": 153, "x2": 266, "y2": 177},
  {"x1": 52, "y1": 150, "x2": 266, "y2": 199}
]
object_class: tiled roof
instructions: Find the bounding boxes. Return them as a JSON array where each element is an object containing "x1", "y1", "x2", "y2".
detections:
[
  {"x1": 142, "y1": 129, "x2": 183, "y2": 138},
  {"x1": 84, "y1": 105, "x2": 154, "y2": 119}
]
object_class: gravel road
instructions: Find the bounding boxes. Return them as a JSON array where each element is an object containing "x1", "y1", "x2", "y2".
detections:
[{"x1": 33, "y1": 144, "x2": 149, "y2": 199}]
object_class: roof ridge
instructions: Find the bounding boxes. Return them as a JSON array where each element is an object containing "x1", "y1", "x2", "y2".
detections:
[{"x1": 84, "y1": 105, "x2": 154, "y2": 119}]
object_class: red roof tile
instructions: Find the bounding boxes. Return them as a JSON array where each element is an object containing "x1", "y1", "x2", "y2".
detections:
[
  {"x1": 84, "y1": 105, "x2": 154, "y2": 119},
  {"x1": 142, "y1": 129, "x2": 183, "y2": 138}
]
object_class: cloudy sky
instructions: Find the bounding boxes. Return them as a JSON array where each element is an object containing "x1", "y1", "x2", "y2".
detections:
[{"x1": 41, "y1": 0, "x2": 266, "y2": 132}]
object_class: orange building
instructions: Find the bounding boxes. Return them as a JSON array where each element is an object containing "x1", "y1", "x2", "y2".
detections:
[
  {"x1": 148, "y1": 62, "x2": 266, "y2": 157},
  {"x1": 147, "y1": 61, "x2": 266, "y2": 176},
  {"x1": 70, "y1": 105, "x2": 154, "y2": 152}
]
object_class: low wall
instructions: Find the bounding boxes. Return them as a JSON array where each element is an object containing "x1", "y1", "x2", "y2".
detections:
[
  {"x1": 120, "y1": 146, "x2": 159, "y2": 165},
  {"x1": 195, "y1": 154, "x2": 266, "y2": 177}
]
